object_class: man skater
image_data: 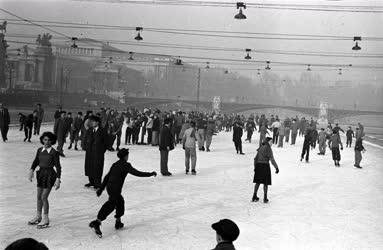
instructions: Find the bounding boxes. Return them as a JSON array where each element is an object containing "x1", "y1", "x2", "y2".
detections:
[
  {"x1": 159, "y1": 118, "x2": 174, "y2": 176},
  {"x1": 346, "y1": 126, "x2": 355, "y2": 147},
  {"x1": 183, "y1": 120, "x2": 197, "y2": 175},
  {"x1": 84, "y1": 116, "x2": 108, "y2": 189},
  {"x1": 89, "y1": 149, "x2": 157, "y2": 237},
  {"x1": 245, "y1": 117, "x2": 256, "y2": 143},
  {"x1": 54, "y1": 111, "x2": 68, "y2": 157},
  {"x1": 300, "y1": 126, "x2": 312, "y2": 163},
  {"x1": 0, "y1": 103, "x2": 10, "y2": 142},
  {"x1": 354, "y1": 137, "x2": 366, "y2": 169},
  {"x1": 329, "y1": 129, "x2": 343, "y2": 167},
  {"x1": 33, "y1": 103, "x2": 44, "y2": 135},
  {"x1": 271, "y1": 118, "x2": 281, "y2": 145},
  {"x1": 233, "y1": 119, "x2": 245, "y2": 155},
  {"x1": 290, "y1": 119, "x2": 298, "y2": 145},
  {"x1": 23, "y1": 113, "x2": 34, "y2": 142},
  {"x1": 68, "y1": 112, "x2": 83, "y2": 150},
  {"x1": 205, "y1": 117, "x2": 215, "y2": 152},
  {"x1": 317, "y1": 128, "x2": 327, "y2": 155}
]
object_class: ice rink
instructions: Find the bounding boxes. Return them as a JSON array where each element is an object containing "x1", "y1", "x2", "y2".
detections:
[{"x1": 1, "y1": 125, "x2": 383, "y2": 250}]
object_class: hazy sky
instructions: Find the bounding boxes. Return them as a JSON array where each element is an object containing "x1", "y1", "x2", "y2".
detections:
[{"x1": 1, "y1": 0, "x2": 383, "y2": 83}]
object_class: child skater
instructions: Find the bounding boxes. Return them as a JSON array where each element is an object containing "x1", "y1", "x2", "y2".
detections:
[
  {"x1": 89, "y1": 148, "x2": 157, "y2": 237},
  {"x1": 28, "y1": 132, "x2": 61, "y2": 229}
]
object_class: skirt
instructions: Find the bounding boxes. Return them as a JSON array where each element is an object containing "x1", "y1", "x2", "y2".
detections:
[
  {"x1": 36, "y1": 168, "x2": 57, "y2": 189},
  {"x1": 253, "y1": 162, "x2": 272, "y2": 185}
]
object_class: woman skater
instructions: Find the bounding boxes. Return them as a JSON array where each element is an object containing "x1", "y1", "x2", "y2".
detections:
[
  {"x1": 28, "y1": 132, "x2": 61, "y2": 229},
  {"x1": 252, "y1": 137, "x2": 279, "y2": 203},
  {"x1": 89, "y1": 148, "x2": 157, "y2": 237}
]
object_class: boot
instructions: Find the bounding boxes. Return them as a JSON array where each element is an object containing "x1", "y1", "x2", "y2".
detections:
[
  {"x1": 37, "y1": 214, "x2": 49, "y2": 229},
  {"x1": 28, "y1": 213, "x2": 42, "y2": 225},
  {"x1": 263, "y1": 197, "x2": 269, "y2": 203},
  {"x1": 191, "y1": 170, "x2": 197, "y2": 175},
  {"x1": 74, "y1": 144, "x2": 78, "y2": 151},
  {"x1": 68, "y1": 143, "x2": 72, "y2": 150},
  {"x1": 251, "y1": 195, "x2": 259, "y2": 202},
  {"x1": 115, "y1": 218, "x2": 124, "y2": 230},
  {"x1": 89, "y1": 219, "x2": 102, "y2": 237}
]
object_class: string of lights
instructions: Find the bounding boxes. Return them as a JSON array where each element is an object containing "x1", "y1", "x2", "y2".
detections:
[{"x1": 3, "y1": 18, "x2": 383, "y2": 41}]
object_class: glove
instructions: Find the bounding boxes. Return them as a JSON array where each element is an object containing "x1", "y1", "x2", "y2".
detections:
[
  {"x1": 275, "y1": 168, "x2": 279, "y2": 174},
  {"x1": 28, "y1": 169, "x2": 34, "y2": 182},
  {"x1": 152, "y1": 171, "x2": 157, "y2": 177},
  {"x1": 96, "y1": 188, "x2": 103, "y2": 197}
]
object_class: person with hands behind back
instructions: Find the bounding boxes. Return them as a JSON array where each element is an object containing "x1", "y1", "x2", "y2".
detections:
[
  {"x1": 28, "y1": 132, "x2": 61, "y2": 229},
  {"x1": 252, "y1": 137, "x2": 279, "y2": 204},
  {"x1": 89, "y1": 148, "x2": 157, "y2": 238}
]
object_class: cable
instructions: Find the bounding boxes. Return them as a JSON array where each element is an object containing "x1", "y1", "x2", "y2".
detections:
[{"x1": 4, "y1": 19, "x2": 383, "y2": 41}]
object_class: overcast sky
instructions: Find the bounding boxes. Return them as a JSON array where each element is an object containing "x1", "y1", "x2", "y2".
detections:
[{"x1": 1, "y1": 0, "x2": 383, "y2": 83}]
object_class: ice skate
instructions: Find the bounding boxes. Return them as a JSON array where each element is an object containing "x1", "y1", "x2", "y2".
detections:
[
  {"x1": 115, "y1": 219, "x2": 124, "y2": 230},
  {"x1": 191, "y1": 170, "x2": 197, "y2": 175},
  {"x1": 89, "y1": 220, "x2": 102, "y2": 238},
  {"x1": 68, "y1": 144, "x2": 72, "y2": 150},
  {"x1": 28, "y1": 215, "x2": 41, "y2": 225},
  {"x1": 37, "y1": 214, "x2": 49, "y2": 229},
  {"x1": 185, "y1": 170, "x2": 189, "y2": 175},
  {"x1": 263, "y1": 198, "x2": 269, "y2": 203},
  {"x1": 251, "y1": 196, "x2": 259, "y2": 202}
]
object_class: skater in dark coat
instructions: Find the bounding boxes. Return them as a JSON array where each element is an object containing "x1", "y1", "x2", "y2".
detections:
[
  {"x1": 159, "y1": 118, "x2": 174, "y2": 176},
  {"x1": 354, "y1": 137, "x2": 366, "y2": 169},
  {"x1": 54, "y1": 111, "x2": 68, "y2": 157},
  {"x1": 252, "y1": 137, "x2": 279, "y2": 203},
  {"x1": 233, "y1": 120, "x2": 244, "y2": 155},
  {"x1": 329, "y1": 130, "x2": 343, "y2": 167},
  {"x1": 346, "y1": 126, "x2": 355, "y2": 147},
  {"x1": 89, "y1": 149, "x2": 157, "y2": 237},
  {"x1": 211, "y1": 219, "x2": 240, "y2": 250},
  {"x1": 300, "y1": 127, "x2": 312, "y2": 163},
  {"x1": 84, "y1": 116, "x2": 108, "y2": 189},
  {"x1": 28, "y1": 132, "x2": 61, "y2": 229},
  {"x1": 23, "y1": 113, "x2": 34, "y2": 142},
  {"x1": 0, "y1": 103, "x2": 10, "y2": 142}
]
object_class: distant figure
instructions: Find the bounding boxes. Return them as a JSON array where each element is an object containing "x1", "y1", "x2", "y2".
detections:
[
  {"x1": 290, "y1": 119, "x2": 298, "y2": 145},
  {"x1": 329, "y1": 130, "x2": 343, "y2": 167},
  {"x1": 183, "y1": 120, "x2": 197, "y2": 175},
  {"x1": 346, "y1": 126, "x2": 355, "y2": 147},
  {"x1": 301, "y1": 127, "x2": 312, "y2": 163},
  {"x1": 354, "y1": 137, "x2": 366, "y2": 169},
  {"x1": 159, "y1": 118, "x2": 174, "y2": 176},
  {"x1": 211, "y1": 219, "x2": 240, "y2": 250},
  {"x1": 24, "y1": 113, "x2": 34, "y2": 142},
  {"x1": 0, "y1": 103, "x2": 10, "y2": 142},
  {"x1": 233, "y1": 119, "x2": 245, "y2": 155},
  {"x1": 33, "y1": 103, "x2": 44, "y2": 135},
  {"x1": 317, "y1": 128, "x2": 327, "y2": 155},
  {"x1": 5, "y1": 238, "x2": 48, "y2": 250}
]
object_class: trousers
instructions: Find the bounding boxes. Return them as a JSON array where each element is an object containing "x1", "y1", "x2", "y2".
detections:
[
  {"x1": 185, "y1": 147, "x2": 197, "y2": 171},
  {"x1": 197, "y1": 129, "x2": 205, "y2": 149},
  {"x1": 97, "y1": 192, "x2": 125, "y2": 221},
  {"x1": 354, "y1": 150, "x2": 362, "y2": 166},
  {"x1": 205, "y1": 134, "x2": 213, "y2": 149},
  {"x1": 160, "y1": 150, "x2": 169, "y2": 174}
]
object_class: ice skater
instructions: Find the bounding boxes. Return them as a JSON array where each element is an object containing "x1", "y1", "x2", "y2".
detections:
[
  {"x1": 300, "y1": 126, "x2": 312, "y2": 163},
  {"x1": 354, "y1": 137, "x2": 366, "y2": 169},
  {"x1": 346, "y1": 126, "x2": 355, "y2": 147},
  {"x1": 233, "y1": 119, "x2": 245, "y2": 155},
  {"x1": 329, "y1": 130, "x2": 343, "y2": 167},
  {"x1": 252, "y1": 137, "x2": 279, "y2": 203},
  {"x1": 89, "y1": 148, "x2": 157, "y2": 238},
  {"x1": 28, "y1": 132, "x2": 61, "y2": 229}
]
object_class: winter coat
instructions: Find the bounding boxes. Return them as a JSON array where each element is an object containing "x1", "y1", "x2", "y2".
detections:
[
  {"x1": 212, "y1": 242, "x2": 236, "y2": 250},
  {"x1": 291, "y1": 122, "x2": 298, "y2": 133},
  {"x1": 232, "y1": 125, "x2": 243, "y2": 142},
  {"x1": 84, "y1": 127, "x2": 108, "y2": 179},
  {"x1": 206, "y1": 122, "x2": 216, "y2": 136},
  {"x1": 354, "y1": 138, "x2": 365, "y2": 151},
  {"x1": 159, "y1": 125, "x2": 174, "y2": 151},
  {"x1": 0, "y1": 108, "x2": 10, "y2": 127},
  {"x1": 182, "y1": 127, "x2": 197, "y2": 149}
]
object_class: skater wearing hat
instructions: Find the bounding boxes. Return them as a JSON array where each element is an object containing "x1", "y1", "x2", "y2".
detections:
[
  {"x1": 89, "y1": 149, "x2": 157, "y2": 237},
  {"x1": 211, "y1": 219, "x2": 240, "y2": 250},
  {"x1": 252, "y1": 137, "x2": 279, "y2": 203},
  {"x1": 84, "y1": 115, "x2": 108, "y2": 189},
  {"x1": 329, "y1": 129, "x2": 343, "y2": 167},
  {"x1": 28, "y1": 132, "x2": 61, "y2": 229}
]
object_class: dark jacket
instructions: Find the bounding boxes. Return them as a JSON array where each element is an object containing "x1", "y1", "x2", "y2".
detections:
[
  {"x1": 232, "y1": 123, "x2": 243, "y2": 142},
  {"x1": 152, "y1": 117, "x2": 161, "y2": 132},
  {"x1": 159, "y1": 125, "x2": 174, "y2": 151},
  {"x1": 24, "y1": 114, "x2": 34, "y2": 128},
  {"x1": 212, "y1": 242, "x2": 236, "y2": 250},
  {"x1": 84, "y1": 127, "x2": 108, "y2": 179},
  {"x1": 101, "y1": 159, "x2": 154, "y2": 194},
  {"x1": 54, "y1": 117, "x2": 68, "y2": 138},
  {"x1": 0, "y1": 108, "x2": 10, "y2": 127},
  {"x1": 355, "y1": 138, "x2": 365, "y2": 151},
  {"x1": 254, "y1": 143, "x2": 278, "y2": 168}
]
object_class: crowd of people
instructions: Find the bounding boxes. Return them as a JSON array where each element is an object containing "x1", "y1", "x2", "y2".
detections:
[{"x1": 0, "y1": 101, "x2": 368, "y2": 249}]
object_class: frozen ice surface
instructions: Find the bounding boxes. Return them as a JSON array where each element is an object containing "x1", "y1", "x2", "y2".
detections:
[{"x1": 1, "y1": 126, "x2": 383, "y2": 250}]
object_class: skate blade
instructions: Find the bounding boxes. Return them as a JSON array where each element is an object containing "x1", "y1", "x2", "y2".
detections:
[{"x1": 37, "y1": 224, "x2": 50, "y2": 229}]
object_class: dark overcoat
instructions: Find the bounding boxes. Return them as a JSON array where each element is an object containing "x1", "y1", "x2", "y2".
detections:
[{"x1": 84, "y1": 128, "x2": 107, "y2": 180}]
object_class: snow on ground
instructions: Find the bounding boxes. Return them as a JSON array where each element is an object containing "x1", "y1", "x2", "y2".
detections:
[{"x1": 1, "y1": 126, "x2": 383, "y2": 250}]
